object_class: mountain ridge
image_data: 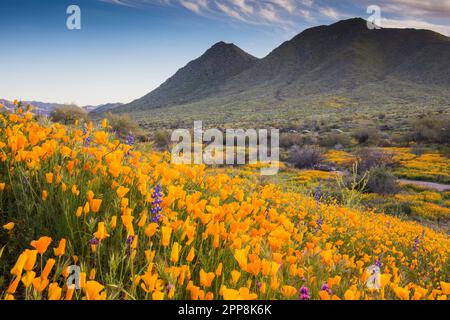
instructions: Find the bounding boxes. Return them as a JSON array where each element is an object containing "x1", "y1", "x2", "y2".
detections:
[
  {"x1": 107, "y1": 41, "x2": 259, "y2": 113},
  {"x1": 108, "y1": 18, "x2": 450, "y2": 116}
]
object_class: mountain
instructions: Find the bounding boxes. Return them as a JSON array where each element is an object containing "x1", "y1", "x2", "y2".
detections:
[
  {"x1": 0, "y1": 99, "x2": 68, "y2": 115},
  {"x1": 85, "y1": 102, "x2": 123, "y2": 113},
  {"x1": 110, "y1": 18, "x2": 450, "y2": 116},
  {"x1": 112, "y1": 41, "x2": 259, "y2": 113},
  {"x1": 225, "y1": 17, "x2": 450, "y2": 96},
  {"x1": 0, "y1": 99, "x2": 119, "y2": 114}
]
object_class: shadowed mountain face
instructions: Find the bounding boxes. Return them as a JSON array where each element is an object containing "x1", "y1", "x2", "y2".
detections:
[
  {"x1": 109, "y1": 18, "x2": 450, "y2": 114},
  {"x1": 112, "y1": 41, "x2": 259, "y2": 113}
]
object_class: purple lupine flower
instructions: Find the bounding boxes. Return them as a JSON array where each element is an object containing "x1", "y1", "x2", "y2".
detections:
[
  {"x1": 126, "y1": 235, "x2": 136, "y2": 247},
  {"x1": 314, "y1": 216, "x2": 323, "y2": 232},
  {"x1": 83, "y1": 124, "x2": 91, "y2": 147},
  {"x1": 166, "y1": 284, "x2": 174, "y2": 294},
  {"x1": 256, "y1": 282, "x2": 262, "y2": 290},
  {"x1": 150, "y1": 185, "x2": 163, "y2": 222},
  {"x1": 321, "y1": 283, "x2": 333, "y2": 295},
  {"x1": 374, "y1": 257, "x2": 382, "y2": 269},
  {"x1": 125, "y1": 132, "x2": 134, "y2": 156},
  {"x1": 299, "y1": 286, "x2": 310, "y2": 300},
  {"x1": 90, "y1": 238, "x2": 99, "y2": 245},
  {"x1": 413, "y1": 236, "x2": 420, "y2": 252},
  {"x1": 314, "y1": 186, "x2": 322, "y2": 203},
  {"x1": 150, "y1": 213, "x2": 162, "y2": 223},
  {"x1": 126, "y1": 132, "x2": 135, "y2": 146}
]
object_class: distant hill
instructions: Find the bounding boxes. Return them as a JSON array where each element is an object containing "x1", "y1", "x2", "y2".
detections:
[
  {"x1": 0, "y1": 99, "x2": 121, "y2": 115},
  {"x1": 0, "y1": 99, "x2": 68, "y2": 115},
  {"x1": 112, "y1": 41, "x2": 259, "y2": 113},
  {"x1": 110, "y1": 18, "x2": 450, "y2": 116},
  {"x1": 85, "y1": 102, "x2": 123, "y2": 113}
]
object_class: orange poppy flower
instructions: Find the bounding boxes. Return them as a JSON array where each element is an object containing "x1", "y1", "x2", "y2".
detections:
[
  {"x1": 53, "y1": 238, "x2": 66, "y2": 257},
  {"x1": 31, "y1": 236, "x2": 52, "y2": 255}
]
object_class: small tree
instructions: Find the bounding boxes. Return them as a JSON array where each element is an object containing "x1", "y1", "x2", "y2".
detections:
[
  {"x1": 50, "y1": 105, "x2": 88, "y2": 125},
  {"x1": 288, "y1": 145, "x2": 324, "y2": 169},
  {"x1": 352, "y1": 128, "x2": 380, "y2": 145},
  {"x1": 366, "y1": 167, "x2": 400, "y2": 195},
  {"x1": 153, "y1": 130, "x2": 171, "y2": 151},
  {"x1": 355, "y1": 148, "x2": 397, "y2": 174},
  {"x1": 412, "y1": 116, "x2": 450, "y2": 144},
  {"x1": 105, "y1": 113, "x2": 140, "y2": 138}
]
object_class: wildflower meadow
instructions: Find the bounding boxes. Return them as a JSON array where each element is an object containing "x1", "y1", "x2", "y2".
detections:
[{"x1": 1, "y1": 102, "x2": 449, "y2": 301}]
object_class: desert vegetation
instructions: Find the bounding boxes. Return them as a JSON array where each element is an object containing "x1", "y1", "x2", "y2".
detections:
[{"x1": 1, "y1": 101, "x2": 449, "y2": 301}]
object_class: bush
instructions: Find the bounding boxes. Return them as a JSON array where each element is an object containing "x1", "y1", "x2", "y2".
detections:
[
  {"x1": 279, "y1": 133, "x2": 303, "y2": 148},
  {"x1": 366, "y1": 167, "x2": 400, "y2": 195},
  {"x1": 106, "y1": 113, "x2": 140, "y2": 138},
  {"x1": 412, "y1": 116, "x2": 450, "y2": 144},
  {"x1": 319, "y1": 132, "x2": 351, "y2": 148},
  {"x1": 50, "y1": 105, "x2": 88, "y2": 125},
  {"x1": 352, "y1": 128, "x2": 380, "y2": 145},
  {"x1": 355, "y1": 148, "x2": 397, "y2": 173},
  {"x1": 152, "y1": 129, "x2": 171, "y2": 150},
  {"x1": 289, "y1": 145, "x2": 324, "y2": 169}
]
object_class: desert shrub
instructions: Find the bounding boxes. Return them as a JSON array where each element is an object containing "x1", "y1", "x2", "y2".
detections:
[
  {"x1": 106, "y1": 112, "x2": 140, "y2": 138},
  {"x1": 355, "y1": 148, "x2": 397, "y2": 173},
  {"x1": 411, "y1": 146, "x2": 426, "y2": 156},
  {"x1": 279, "y1": 133, "x2": 303, "y2": 148},
  {"x1": 288, "y1": 145, "x2": 324, "y2": 169},
  {"x1": 352, "y1": 127, "x2": 380, "y2": 145},
  {"x1": 412, "y1": 116, "x2": 450, "y2": 144},
  {"x1": 366, "y1": 167, "x2": 400, "y2": 195},
  {"x1": 319, "y1": 132, "x2": 351, "y2": 148},
  {"x1": 50, "y1": 105, "x2": 88, "y2": 124},
  {"x1": 152, "y1": 129, "x2": 171, "y2": 150}
]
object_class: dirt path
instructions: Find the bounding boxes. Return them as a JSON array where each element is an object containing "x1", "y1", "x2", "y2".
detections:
[{"x1": 398, "y1": 179, "x2": 450, "y2": 192}]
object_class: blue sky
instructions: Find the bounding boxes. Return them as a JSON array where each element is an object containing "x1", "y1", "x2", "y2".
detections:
[{"x1": 1, "y1": 0, "x2": 449, "y2": 105}]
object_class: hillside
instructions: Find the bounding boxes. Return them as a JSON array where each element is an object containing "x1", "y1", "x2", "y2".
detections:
[
  {"x1": 0, "y1": 99, "x2": 67, "y2": 115},
  {"x1": 107, "y1": 18, "x2": 450, "y2": 124},
  {"x1": 107, "y1": 41, "x2": 259, "y2": 113}
]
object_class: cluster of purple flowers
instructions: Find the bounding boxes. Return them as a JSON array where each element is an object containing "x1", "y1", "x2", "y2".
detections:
[
  {"x1": 321, "y1": 283, "x2": 333, "y2": 296},
  {"x1": 125, "y1": 132, "x2": 134, "y2": 156},
  {"x1": 299, "y1": 286, "x2": 310, "y2": 300},
  {"x1": 314, "y1": 186, "x2": 322, "y2": 203},
  {"x1": 314, "y1": 216, "x2": 323, "y2": 232},
  {"x1": 413, "y1": 236, "x2": 420, "y2": 252},
  {"x1": 126, "y1": 132, "x2": 134, "y2": 146},
  {"x1": 126, "y1": 235, "x2": 136, "y2": 247},
  {"x1": 374, "y1": 257, "x2": 382, "y2": 269},
  {"x1": 150, "y1": 185, "x2": 163, "y2": 223},
  {"x1": 83, "y1": 124, "x2": 91, "y2": 146}
]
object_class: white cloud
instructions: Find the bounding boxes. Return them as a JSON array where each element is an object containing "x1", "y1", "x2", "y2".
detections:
[
  {"x1": 381, "y1": 17, "x2": 450, "y2": 36},
  {"x1": 270, "y1": 0, "x2": 297, "y2": 13},
  {"x1": 259, "y1": 4, "x2": 280, "y2": 23},
  {"x1": 99, "y1": 0, "x2": 450, "y2": 36},
  {"x1": 229, "y1": 0, "x2": 253, "y2": 15},
  {"x1": 179, "y1": 0, "x2": 208, "y2": 14},
  {"x1": 377, "y1": 0, "x2": 450, "y2": 19},
  {"x1": 319, "y1": 7, "x2": 340, "y2": 19},
  {"x1": 216, "y1": 1, "x2": 246, "y2": 21}
]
